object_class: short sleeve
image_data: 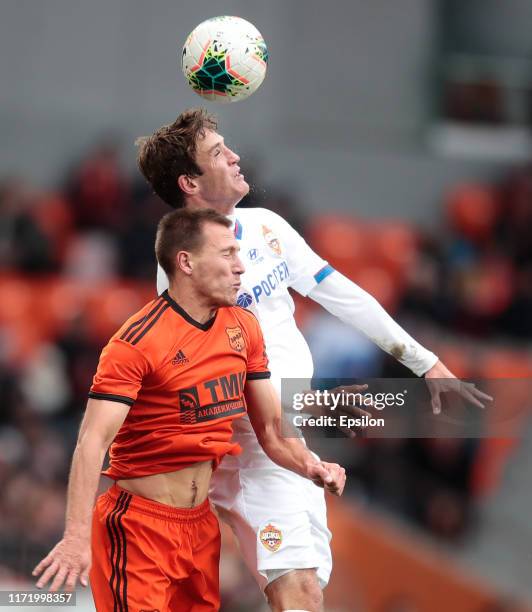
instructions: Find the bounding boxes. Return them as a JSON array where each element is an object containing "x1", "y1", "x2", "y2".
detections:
[
  {"x1": 264, "y1": 210, "x2": 334, "y2": 296},
  {"x1": 242, "y1": 313, "x2": 270, "y2": 380},
  {"x1": 89, "y1": 339, "x2": 151, "y2": 406}
]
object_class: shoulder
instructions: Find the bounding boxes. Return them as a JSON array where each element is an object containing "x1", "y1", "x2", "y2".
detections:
[
  {"x1": 238, "y1": 207, "x2": 291, "y2": 229},
  {"x1": 222, "y1": 305, "x2": 262, "y2": 333},
  {"x1": 112, "y1": 295, "x2": 166, "y2": 343},
  {"x1": 110, "y1": 294, "x2": 176, "y2": 360}
]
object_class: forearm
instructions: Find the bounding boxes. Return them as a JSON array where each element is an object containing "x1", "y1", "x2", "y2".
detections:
[
  {"x1": 256, "y1": 420, "x2": 318, "y2": 479},
  {"x1": 63, "y1": 437, "x2": 107, "y2": 541},
  {"x1": 309, "y1": 271, "x2": 438, "y2": 376}
]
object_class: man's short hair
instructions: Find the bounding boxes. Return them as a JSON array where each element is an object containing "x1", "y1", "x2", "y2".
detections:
[
  {"x1": 136, "y1": 108, "x2": 218, "y2": 209},
  {"x1": 155, "y1": 208, "x2": 231, "y2": 278}
]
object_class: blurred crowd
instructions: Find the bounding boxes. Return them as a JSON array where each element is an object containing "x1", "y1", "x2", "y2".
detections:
[
  {"x1": 0, "y1": 140, "x2": 531, "y2": 607},
  {"x1": 302, "y1": 166, "x2": 532, "y2": 545}
]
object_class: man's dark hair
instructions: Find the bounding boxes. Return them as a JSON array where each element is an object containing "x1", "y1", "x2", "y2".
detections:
[
  {"x1": 136, "y1": 108, "x2": 218, "y2": 209},
  {"x1": 155, "y1": 208, "x2": 231, "y2": 278}
]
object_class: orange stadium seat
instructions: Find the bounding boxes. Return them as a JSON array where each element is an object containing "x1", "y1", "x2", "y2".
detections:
[
  {"x1": 478, "y1": 349, "x2": 532, "y2": 378},
  {"x1": 43, "y1": 278, "x2": 92, "y2": 335},
  {"x1": 0, "y1": 276, "x2": 47, "y2": 363},
  {"x1": 433, "y1": 342, "x2": 474, "y2": 378},
  {"x1": 447, "y1": 183, "x2": 499, "y2": 243},
  {"x1": 85, "y1": 282, "x2": 156, "y2": 340},
  {"x1": 0, "y1": 276, "x2": 159, "y2": 361},
  {"x1": 0, "y1": 275, "x2": 35, "y2": 324},
  {"x1": 305, "y1": 215, "x2": 415, "y2": 310},
  {"x1": 458, "y1": 256, "x2": 515, "y2": 318},
  {"x1": 368, "y1": 220, "x2": 420, "y2": 282},
  {"x1": 305, "y1": 214, "x2": 368, "y2": 275},
  {"x1": 350, "y1": 264, "x2": 401, "y2": 313}
]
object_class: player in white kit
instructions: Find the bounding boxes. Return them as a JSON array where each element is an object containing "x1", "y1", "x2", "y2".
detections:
[{"x1": 137, "y1": 109, "x2": 470, "y2": 612}]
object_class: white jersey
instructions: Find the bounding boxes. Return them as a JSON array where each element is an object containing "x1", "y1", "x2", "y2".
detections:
[
  {"x1": 229, "y1": 208, "x2": 329, "y2": 384},
  {"x1": 157, "y1": 206, "x2": 438, "y2": 393}
]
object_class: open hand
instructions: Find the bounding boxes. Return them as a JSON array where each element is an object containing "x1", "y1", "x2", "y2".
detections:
[
  {"x1": 33, "y1": 537, "x2": 91, "y2": 592},
  {"x1": 425, "y1": 360, "x2": 493, "y2": 415}
]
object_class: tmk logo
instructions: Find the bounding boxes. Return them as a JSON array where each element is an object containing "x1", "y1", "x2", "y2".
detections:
[
  {"x1": 178, "y1": 373, "x2": 247, "y2": 424},
  {"x1": 248, "y1": 248, "x2": 258, "y2": 260}
]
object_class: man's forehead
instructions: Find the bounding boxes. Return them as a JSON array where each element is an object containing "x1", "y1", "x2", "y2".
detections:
[
  {"x1": 197, "y1": 129, "x2": 223, "y2": 151},
  {"x1": 203, "y1": 223, "x2": 236, "y2": 243}
]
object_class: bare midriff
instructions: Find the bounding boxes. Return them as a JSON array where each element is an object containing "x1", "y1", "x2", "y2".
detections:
[{"x1": 117, "y1": 460, "x2": 213, "y2": 508}]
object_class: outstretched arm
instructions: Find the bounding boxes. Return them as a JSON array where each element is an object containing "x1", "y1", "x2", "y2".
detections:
[
  {"x1": 310, "y1": 272, "x2": 492, "y2": 412},
  {"x1": 245, "y1": 378, "x2": 345, "y2": 495},
  {"x1": 308, "y1": 271, "x2": 438, "y2": 376},
  {"x1": 33, "y1": 399, "x2": 129, "y2": 591}
]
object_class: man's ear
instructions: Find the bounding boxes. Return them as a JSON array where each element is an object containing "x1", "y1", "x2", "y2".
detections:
[
  {"x1": 176, "y1": 250, "x2": 194, "y2": 275},
  {"x1": 178, "y1": 174, "x2": 198, "y2": 195}
]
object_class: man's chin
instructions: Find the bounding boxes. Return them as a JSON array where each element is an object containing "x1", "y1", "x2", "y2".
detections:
[
  {"x1": 239, "y1": 181, "x2": 250, "y2": 197},
  {"x1": 219, "y1": 293, "x2": 238, "y2": 307}
]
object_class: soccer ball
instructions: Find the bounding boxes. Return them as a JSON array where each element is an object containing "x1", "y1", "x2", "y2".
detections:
[{"x1": 182, "y1": 16, "x2": 268, "y2": 103}]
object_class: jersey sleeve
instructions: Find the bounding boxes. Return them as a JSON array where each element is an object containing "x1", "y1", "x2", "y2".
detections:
[
  {"x1": 264, "y1": 209, "x2": 334, "y2": 296},
  {"x1": 89, "y1": 338, "x2": 151, "y2": 406},
  {"x1": 308, "y1": 270, "x2": 439, "y2": 376},
  {"x1": 242, "y1": 311, "x2": 271, "y2": 380}
]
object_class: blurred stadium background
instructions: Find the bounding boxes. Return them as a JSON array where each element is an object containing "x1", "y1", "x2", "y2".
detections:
[{"x1": 1, "y1": 1, "x2": 532, "y2": 610}]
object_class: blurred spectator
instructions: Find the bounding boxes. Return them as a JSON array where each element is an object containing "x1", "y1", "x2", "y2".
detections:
[
  {"x1": 63, "y1": 231, "x2": 119, "y2": 282},
  {"x1": 118, "y1": 180, "x2": 167, "y2": 279},
  {"x1": 402, "y1": 438, "x2": 478, "y2": 541},
  {"x1": 19, "y1": 343, "x2": 70, "y2": 416},
  {"x1": 0, "y1": 180, "x2": 54, "y2": 274},
  {"x1": 499, "y1": 165, "x2": 532, "y2": 265},
  {"x1": 31, "y1": 192, "x2": 74, "y2": 268},
  {"x1": 55, "y1": 314, "x2": 102, "y2": 418},
  {"x1": 66, "y1": 140, "x2": 129, "y2": 231}
]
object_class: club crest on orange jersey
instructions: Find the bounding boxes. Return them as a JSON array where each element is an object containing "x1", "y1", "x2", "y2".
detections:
[
  {"x1": 226, "y1": 326, "x2": 245, "y2": 352},
  {"x1": 262, "y1": 225, "x2": 282, "y2": 256},
  {"x1": 259, "y1": 523, "x2": 282, "y2": 552}
]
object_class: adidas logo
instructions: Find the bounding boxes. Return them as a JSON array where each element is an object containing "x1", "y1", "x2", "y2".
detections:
[{"x1": 172, "y1": 349, "x2": 189, "y2": 366}]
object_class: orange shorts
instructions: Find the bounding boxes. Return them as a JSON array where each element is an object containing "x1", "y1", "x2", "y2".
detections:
[{"x1": 90, "y1": 483, "x2": 221, "y2": 611}]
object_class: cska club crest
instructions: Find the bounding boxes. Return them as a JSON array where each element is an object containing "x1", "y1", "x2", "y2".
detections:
[
  {"x1": 259, "y1": 523, "x2": 283, "y2": 552},
  {"x1": 262, "y1": 225, "x2": 282, "y2": 256},
  {"x1": 226, "y1": 326, "x2": 245, "y2": 352}
]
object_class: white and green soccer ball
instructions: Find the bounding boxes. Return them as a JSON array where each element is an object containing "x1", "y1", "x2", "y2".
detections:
[{"x1": 182, "y1": 16, "x2": 268, "y2": 103}]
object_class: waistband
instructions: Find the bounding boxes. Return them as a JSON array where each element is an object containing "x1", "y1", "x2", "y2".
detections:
[{"x1": 104, "y1": 483, "x2": 212, "y2": 522}]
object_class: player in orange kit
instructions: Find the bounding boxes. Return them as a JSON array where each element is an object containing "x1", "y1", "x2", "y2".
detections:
[{"x1": 32, "y1": 208, "x2": 345, "y2": 611}]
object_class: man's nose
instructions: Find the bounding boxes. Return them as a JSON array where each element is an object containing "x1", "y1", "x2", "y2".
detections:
[
  {"x1": 227, "y1": 147, "x2": 240, "y2": 163},
  {"x1": 234, "y1": 255, "x2": 245, "y2": 274}
]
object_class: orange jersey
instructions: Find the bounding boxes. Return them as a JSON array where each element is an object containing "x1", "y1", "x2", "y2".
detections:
[{"x1": 89, "y1": 290, "x2": 270, "y2": 479}]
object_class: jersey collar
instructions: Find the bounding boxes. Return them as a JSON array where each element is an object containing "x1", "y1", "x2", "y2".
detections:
[{"x1": 162, "y1": 290, "x2": 217, "y2": 332}]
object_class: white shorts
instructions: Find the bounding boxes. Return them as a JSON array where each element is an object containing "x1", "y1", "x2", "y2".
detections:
[{"x1": 210, "y1": 420, "x2": 332, "y2": 590}]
